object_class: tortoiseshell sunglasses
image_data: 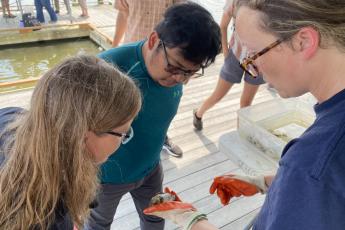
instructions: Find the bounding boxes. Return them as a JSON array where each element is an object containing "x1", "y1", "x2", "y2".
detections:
[{"x1": 240, "y1": 39, "x2": 283, "y2": 77}]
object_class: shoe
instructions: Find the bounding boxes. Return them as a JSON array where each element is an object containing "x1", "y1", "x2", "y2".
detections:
[
  {"x1": 163, "y1": 136, "x2": 183, "y2": 158},
  {"x1": 3, "y1": 14, "x2": 16, "y2": 18},
  {"x1": 193, "y1": 109, "x2": 203, "y2": 131},
  {"x1": 55, "y1": 10, "x2": 60, "y2": 14}
]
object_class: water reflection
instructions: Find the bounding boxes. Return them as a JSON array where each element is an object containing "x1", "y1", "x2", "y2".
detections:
[{"x1": 0, "y1": 39, "x2": 100, "y2": 83}]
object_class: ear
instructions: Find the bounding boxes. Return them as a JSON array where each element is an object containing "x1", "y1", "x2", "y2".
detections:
[
  {"x1": 147, "y1": 31, "x2": 159, "y2": 50},
  {"x1": 295, "y1": 27, "x2": 319, "y2": 59}
]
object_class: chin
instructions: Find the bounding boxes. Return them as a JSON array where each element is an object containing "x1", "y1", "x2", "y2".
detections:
[
  {"x1": 277, "y1": 91, "x2": 291, "y2": 98},
  {"x1": 158, "y1": 80, "x2": 178, "y2": 87},
  {"x1": 278, "y1": 89, "x2": 305, "y2": 99},
  {"x1": 95, "y1": 158, "x2": 106, "y2": 165},
  {"x1": 95, "y1": 154, "x2": 111, "y2": 165}
]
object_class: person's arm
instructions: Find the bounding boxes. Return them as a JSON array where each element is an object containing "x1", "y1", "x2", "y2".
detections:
[
  {"x1": 191, "y1": 220, "x2": 219, "y2": 230},
  {"x1": 112, "y1": 10, "x2": 128, "y2": 47},
  {"x1": 220, "y1": 10, "x2": 232, "y2": 58},
  {"x1": 220, "y1": 1, "x2": 234, "y2": 58},
  {"x1": 112, "y1": 0, "x2": 129, "y2": 47}
]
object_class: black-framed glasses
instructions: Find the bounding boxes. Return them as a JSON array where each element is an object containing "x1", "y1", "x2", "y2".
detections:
[
  {"x1": 240, "y1": 39, "x2": 283, "y2": 77},
  {"x1": 105, "y1": 126, "x2": 134, "y2": 144},
  {"x1": 160, "y1": 40, "x2": 204, "y2": 81}
]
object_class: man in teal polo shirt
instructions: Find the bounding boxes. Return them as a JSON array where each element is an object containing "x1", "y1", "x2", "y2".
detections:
[{"x1": 85, "y1": 2, "x2": 221, "y2": 230}]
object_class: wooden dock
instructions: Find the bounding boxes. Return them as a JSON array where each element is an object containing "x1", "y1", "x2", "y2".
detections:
[{"x1": 0, "y1": 3, "x2": 279, "y2": 229}]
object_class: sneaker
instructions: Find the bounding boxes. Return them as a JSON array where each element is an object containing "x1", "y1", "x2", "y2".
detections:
[
  {"x1": 193, "y1": 109, "x2": 203, "y2": 131},
  {"x1": 163, "y1": 136, "x2": 183, "y2": 158}
]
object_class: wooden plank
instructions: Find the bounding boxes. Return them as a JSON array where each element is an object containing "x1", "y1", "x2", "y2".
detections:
[
  {"x1": 206, "y1": 194, "x2": 264, "y2": 229},
  {"x1": 0, "y1": 78, "x2": 38, "y2": 88},
  {"x1": 221, "y1": 208, "x2": 261, "y2": 230},
  {"x1": 0, "y1": 22, "x2": 90, "y2": 32}
]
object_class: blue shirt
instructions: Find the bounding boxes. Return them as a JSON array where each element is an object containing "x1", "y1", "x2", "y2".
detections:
[
  {"x1": 98, "y1": 41, "x2": 183, "y2": 184},
  {"x1": 254, "y1": 89, "x2": 345, "y2": 230},
  {"x1": 0, "y1": 107, "x2": 24, "y2": 166}
]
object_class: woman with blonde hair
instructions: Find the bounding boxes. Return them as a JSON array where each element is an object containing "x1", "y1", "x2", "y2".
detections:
[
  {"x1": 0, "y1": 55, "x2": 141, "y2": 229},
  {"x1": 145, "y1": 0, "x2": 345, "y2": 229}
]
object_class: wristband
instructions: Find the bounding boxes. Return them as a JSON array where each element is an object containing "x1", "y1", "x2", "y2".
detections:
[{"x1": 183, "y1": 211, "x2": 208, "y2": 230}]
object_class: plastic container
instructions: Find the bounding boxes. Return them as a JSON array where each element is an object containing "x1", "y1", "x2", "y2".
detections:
[
  {"x1": 237, "y1": 98, "x2": 315, "y2": 160},
  {"x1": 219, "y1": 132, "x2": 278, "y2": 176}
]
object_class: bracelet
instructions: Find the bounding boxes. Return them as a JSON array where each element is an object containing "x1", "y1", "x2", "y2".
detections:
[{"x1": 184, "y1": 212, "x2": 208, "y2": 230}]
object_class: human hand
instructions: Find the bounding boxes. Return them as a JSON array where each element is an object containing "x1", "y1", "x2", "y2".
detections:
[
  {"x1": 144, "y1": 188, "x2": 207, "y2": 230},
  {"x1": 210, "y1": 174, "x2": 268, "y2": 205}
]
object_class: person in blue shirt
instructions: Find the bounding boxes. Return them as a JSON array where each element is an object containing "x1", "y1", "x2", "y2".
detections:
[
  {"x1": 143, "y1": 0, "x2": 345, "y2": 230},
  {"x1": 84, "y1": 2, "x2": 221, "y2": 230},
  {"x1": 0, "y1": 55, "x2": 141, "y2": 230}
]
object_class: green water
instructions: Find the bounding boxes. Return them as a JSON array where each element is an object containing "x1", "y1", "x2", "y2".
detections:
[{"x1": 0, "y1": 38, "x2": 100, "y2": 91}]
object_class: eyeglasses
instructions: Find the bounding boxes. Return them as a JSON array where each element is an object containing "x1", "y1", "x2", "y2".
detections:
[
  {"x1": 240, "y1": 39, "x2": 283, "y2": 77},
  {"x1": 160, "y1": 40, "x2": 204, "y2": 81},
  {"x1": 105, "y1": 126, "x2": 134, "y2": 144}
]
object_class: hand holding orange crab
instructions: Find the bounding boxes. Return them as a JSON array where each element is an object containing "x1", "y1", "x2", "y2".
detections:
[
  {"x1": 209, "y1": 174, "x2": 268, "y2": 205},
  {"x1": 144, "y1": 187, "x2": 207, "y2": 230}
]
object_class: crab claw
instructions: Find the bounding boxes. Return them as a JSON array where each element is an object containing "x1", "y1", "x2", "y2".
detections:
[{"x1": 164, "y1": 187, "x2": 182, "y2": 202}]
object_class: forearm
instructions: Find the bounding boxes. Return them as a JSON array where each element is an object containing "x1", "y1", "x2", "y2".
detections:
[
  {"x1": 112, "y1": 11, "x2": 128, "y2": 47},
  {"x1": 220, "y1": 28, "x2": 229, "y2": 57},
  {"x1": 219, "y1": 12, "x2": 232, "y2": 57},
  {"x1": 191, "y1": 220, "x2": 219, "y2": 230}
]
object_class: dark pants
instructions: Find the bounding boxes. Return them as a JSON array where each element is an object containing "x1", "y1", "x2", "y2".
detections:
[
  {"x1": 35, "y1": 0, "x2": 57, "y2": 23},
  {"x1": 85, "y1": 163, "x2": 164, "y2": 230}
]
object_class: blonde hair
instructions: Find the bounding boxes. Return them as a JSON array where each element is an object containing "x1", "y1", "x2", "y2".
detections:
[
  {"x1": 0, "y1": 55, "x2": 141, "y2": 229},
  {"x1": 236, "y1": 0, "x2": 345, "y2": 50}
]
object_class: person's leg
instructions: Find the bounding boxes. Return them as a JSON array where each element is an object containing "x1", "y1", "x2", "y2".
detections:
[
  {"x1": 41, "y1": 0, "x2": 57, "y2": 21},
  {"x1": 83, "y1": 5, "x2": 88, "y2": 16},
  {"x1": 240, "y1": 73, "x2": 265, "y2": 108},
  {"x1": 240, "y1": 82, "x2": 260, "y2": 108},
  {"x1": 3, "y1": 0, "x2": 9, "y2": 15},
  {"x1": 130, "y1": 163, "x2": 164, "y2": 230},
  {"x1": 193, "y1": 49, "x2": 242, "y2": 130},
  {"x1": 53, "y1": 0, "x2": 59, "y2": 13},
  {"x1": 35, "y1": 0, "x2": 45, "y2": 22},
  {"x1": 1, "y1": 0, "x2": 6, "y2": 16},
  {"x1": 64, "y1": 0, "x2": 71, "y2": 15},
  {"x1": 84, "y1": 183, "x2": 133, "y2": 230},
  {"x1": 163, "y1": 135, "x2": 183, "y2": 158},
  {"x1": 196, "y1": 77, "x2": 233, "y2": 118},
  {"x1": 44, "y1": 0, "x2": 57, "y2": 21},
  {"x1": 78, "y1": 0, "x2": 88, "y2": 16},
  {"x1": 3, "y1": 0, "x2": 14, "y2": 17}
]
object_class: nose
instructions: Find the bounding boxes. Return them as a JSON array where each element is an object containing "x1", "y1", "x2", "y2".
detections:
[{"x1": 171, "y1": 74, "x2": 187, "y2": 83}]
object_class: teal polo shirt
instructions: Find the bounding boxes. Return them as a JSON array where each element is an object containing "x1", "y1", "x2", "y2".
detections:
[{"x1": 98, "y1": 41, "x2": 183, "y2": 184}]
